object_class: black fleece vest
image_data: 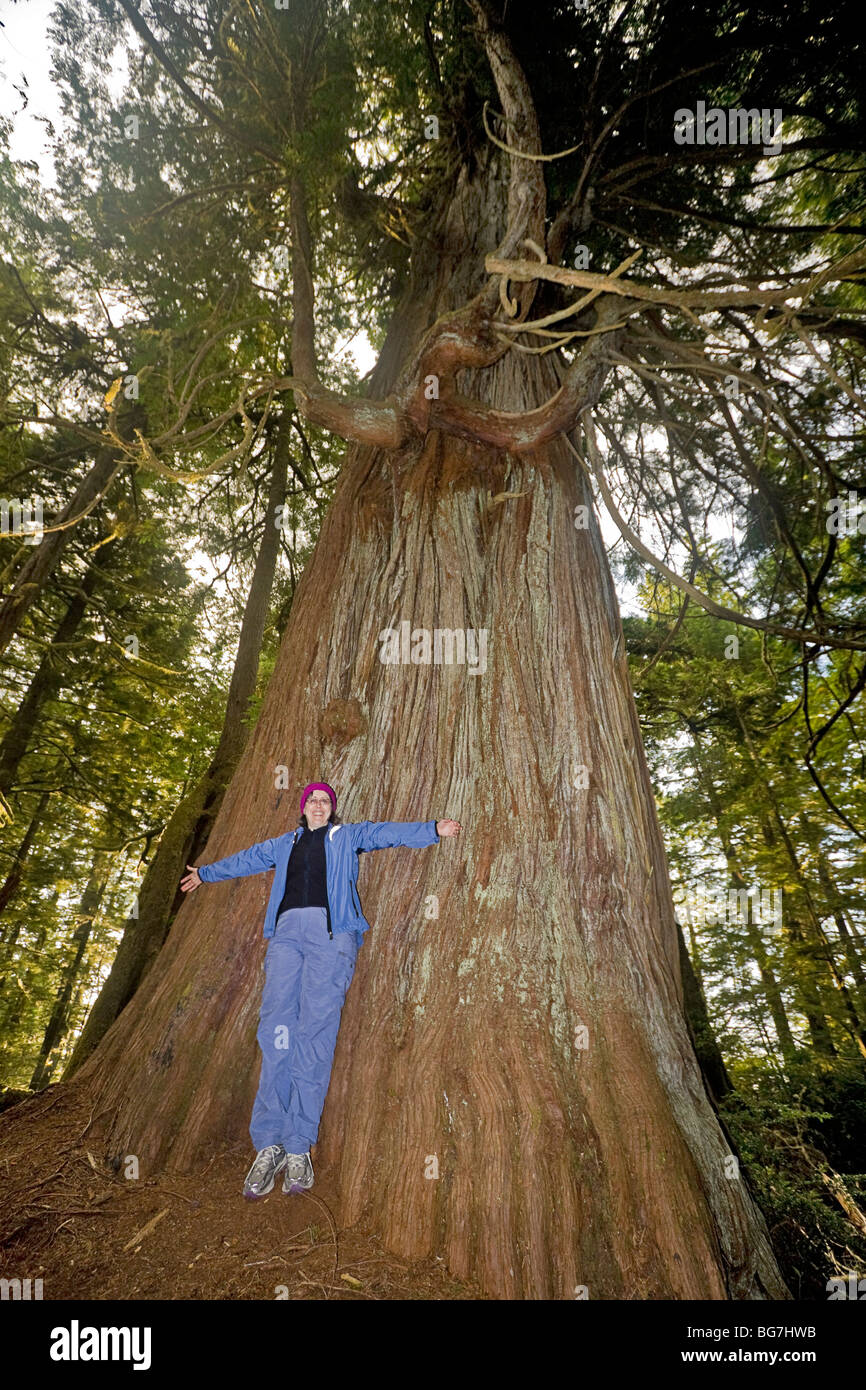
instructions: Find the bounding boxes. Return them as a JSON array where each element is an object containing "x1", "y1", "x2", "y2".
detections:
[{"x1": 276, "y1": 825, "x2": 328, "y2": 917}]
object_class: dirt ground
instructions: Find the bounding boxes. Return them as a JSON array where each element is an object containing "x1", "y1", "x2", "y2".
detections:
[{"x1": 0, "y1": 1082, "x2": 483, "y2": 1301}]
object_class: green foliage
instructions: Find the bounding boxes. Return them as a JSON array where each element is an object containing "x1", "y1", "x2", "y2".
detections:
[{"x1": 722, "y1": 1056, "x2": 866, "y2": 1298}]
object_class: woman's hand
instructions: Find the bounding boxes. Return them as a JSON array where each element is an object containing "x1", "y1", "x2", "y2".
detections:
[
  {"x1": 436, "y1": 819, "x2": 461, "y2": 837},
  {"x1": 180, "y1": 865, "x2": 202, "y2": 892}
]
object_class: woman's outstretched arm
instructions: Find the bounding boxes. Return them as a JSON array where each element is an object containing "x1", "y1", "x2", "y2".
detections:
[
  {"x1": 180, "y1": 835, "x2": 282, "y2": 892},
  {"x1": 351, "y1": 819, "x2": 461, "y2": 853}
]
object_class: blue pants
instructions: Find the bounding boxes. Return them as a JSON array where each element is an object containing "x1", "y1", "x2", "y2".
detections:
[{"x1": 250, "y1": 907, "x2": 359, "y2": 1153}]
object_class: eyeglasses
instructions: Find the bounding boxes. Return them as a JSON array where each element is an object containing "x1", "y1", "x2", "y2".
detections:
[{"x1": 306, "y1": 796, "x2": 332, "y2": 805}]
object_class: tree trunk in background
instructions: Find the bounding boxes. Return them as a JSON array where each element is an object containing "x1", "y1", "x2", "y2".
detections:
[
  {"x1": 0, "y1": 791, "x2": 50, "y2": 920},
  {"x1": 737, "y1": 712, "x2": 866, "y2": 1059},
  {"x1": 49, "y1": 969, "x2": 92, "y2": 1082},
  {"x1": 676, "y1": 920, "x2": 732, "y2": 1105},
  {"x1": 51, "y1": 142, "x2": 789, "y2": 1298},
  {"x1": 0, "y1": 552, "x2": 111, "y2": 799},
  {"x1": 688, "y1": 729, "x2": 797, "y2": 1062},
  {"x1": 771, "y1": 815, "x2": 866, "y2": 1059},
  {"x1": 759, "y1": 805, "x2": 863, "y2": 1059},
  {"x1": 29, "y1": 853, "x2": 109, "y2": 1091},
  {"x1": 0, "y1": 924, "x2": 24, "y2": 1018},
  {"x1": 799, "y1": 812, "x2": 866, "y2": 1011},
  {"x1": 787, "y1": 914, "x2": 838, "y2": 1057},
  {"x1": 736, "y1": 873, "x2": 797, "y2": 1063},
  {"x1": 0, "y1": 891, "x2": 59, "y2": 1053},
  {"x1": 0, "y1": 440, "x2": 131, "y2": 658},
  {"x1": 63, "y1": 427, "x2": 288, "y2": 1077}
]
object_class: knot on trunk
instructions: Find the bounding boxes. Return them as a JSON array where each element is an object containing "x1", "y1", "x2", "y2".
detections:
[{"x1": 319, "y1": 697, "x2": 367, "y2": 751}]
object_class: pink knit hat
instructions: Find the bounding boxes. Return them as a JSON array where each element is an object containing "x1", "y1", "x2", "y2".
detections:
[{"x1": 300, "y1": 782, "x2": 337, "y2": 816}]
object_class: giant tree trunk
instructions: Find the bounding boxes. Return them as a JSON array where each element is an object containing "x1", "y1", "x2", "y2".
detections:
[
  {"x1": 65, "y1": 393, "x2": 789, "y2": 1298},
  {"x1": 51, "y1": 104, "x2": 791, "y2": 1295}
]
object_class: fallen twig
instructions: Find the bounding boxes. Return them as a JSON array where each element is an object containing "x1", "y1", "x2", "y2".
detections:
[{"x1": 122, "y1": 1207, "x2": 169, "y2": 1252}]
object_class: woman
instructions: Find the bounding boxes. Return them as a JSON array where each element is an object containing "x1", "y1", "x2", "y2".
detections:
[{"x1": 180, "y1": 783, "x2": 460, "y2": 1198}]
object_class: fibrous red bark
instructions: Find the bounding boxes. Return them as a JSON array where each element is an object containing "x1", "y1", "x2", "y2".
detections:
[
  {"x1": 57, "y1": 3, "x2": 790, "y2": 1299},
  {"x1": 67, "y1": 306, "x2": 788, "y2": 1294}
]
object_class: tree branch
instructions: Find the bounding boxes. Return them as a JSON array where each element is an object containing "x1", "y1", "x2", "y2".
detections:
[
  {"x1": 485, "y1": 247, "x2": 866, "y2": 318},
  {"x1": 465, "y1": 0, "x2": 546, "y2": 268},
  {"x1": 571, "y1": 418, "x2": 866, "y2": 653},
  {"x1": 112, "y1": 0, "x2": 282, "y2": 167},
  {"x1": 426, "y1": 303, "x2": 624, "y2": 449}
]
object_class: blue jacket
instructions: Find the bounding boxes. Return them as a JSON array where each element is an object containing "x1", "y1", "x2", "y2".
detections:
[{"x1": 197, "y1": 819, "x2": 440, "y2": 941}]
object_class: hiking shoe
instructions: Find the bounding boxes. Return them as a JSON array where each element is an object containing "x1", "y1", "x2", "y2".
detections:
[
  {"x1": 282, "y1": 1151, "x2": 314, "y2": 1194},
  {"x1": 243, "y1": 1144, "x2": 288, "y2": 1199}
]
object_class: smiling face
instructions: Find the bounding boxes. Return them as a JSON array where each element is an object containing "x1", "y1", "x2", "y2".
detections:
[{"x1": 304, "y1": 792, "x2": 333, "y2": 828}]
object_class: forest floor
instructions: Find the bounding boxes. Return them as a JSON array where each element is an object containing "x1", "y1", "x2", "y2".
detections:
[{"x1": 0, "y1": 1081, "x2": 483, "y2": 1301}]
